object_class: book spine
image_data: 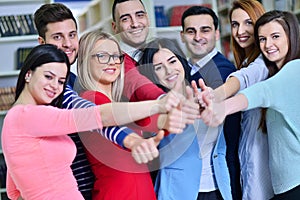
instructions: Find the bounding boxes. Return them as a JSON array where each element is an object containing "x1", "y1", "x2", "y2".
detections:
[
  {"x1": 9, "y1": 15, "x2": 19, "y2": 36},
  {"x1": 4, "y1": 15, "x2": 14, "y2": 36},
  {"x1": 20, "y1": 14, "x2": 30, "y2": 35}
]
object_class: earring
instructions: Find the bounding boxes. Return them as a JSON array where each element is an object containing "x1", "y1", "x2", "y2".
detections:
[{"x1": 25, "y1": 72, "x2": 31, "y2": 82}]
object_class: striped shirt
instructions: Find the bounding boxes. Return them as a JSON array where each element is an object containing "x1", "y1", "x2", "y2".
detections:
[{"x1": 63, "y1": 73, "x2": 133, "y2": 198}]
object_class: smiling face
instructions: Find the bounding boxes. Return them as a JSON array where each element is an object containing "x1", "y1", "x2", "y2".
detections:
[
  {"x1": 90, "y1": 39, "x2": 122, "y2": 86},
  {"x1": 152, "y1": 48, "x2": 185, "y2": 89},
  {"x1": 26, "y1": 62, "x2": 67, "y2": 105},
  {"x1": 40, "y1": 19, "x2": 79, "y2": 65},
  {"x1": 231, "y1": 8, "x2": 255, "y2": 52},
  {"x1": 180, "y1": 14, "x2": 219, "y2": 64},
  {"x1": 112, "y1": 0, "x2": 149, "y2": 48},
  {"x1": 258, "y1": 21, "x2": 289, "y2": 69}
]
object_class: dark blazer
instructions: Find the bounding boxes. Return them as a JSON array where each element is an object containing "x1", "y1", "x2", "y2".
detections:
[{"x1": 189, "y1": 51, "x2": 242, "y2": 199}]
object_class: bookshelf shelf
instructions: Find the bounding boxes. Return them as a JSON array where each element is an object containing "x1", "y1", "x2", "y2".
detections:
[
  {"x1": 0, "y1": 0, "x2": 45, "y2": 3},
  {"x1": 0, "y1": 111, "x2": 7, "y2": 116},
  {"x1": 0, "y1": 70, "x2": 20, "y2": 77},
  {"x1": 80, "y1": 16, "x2": 113, "y2": 36},
  {"x1": 0, "y1": 35, "x2": 38, "y2": 43},
  {"x1": 155, "y1": 26, "x2": 182, "y2": 33},
  {"x1": 77, "y1": 0, "x2": 113, "y2": 34}
]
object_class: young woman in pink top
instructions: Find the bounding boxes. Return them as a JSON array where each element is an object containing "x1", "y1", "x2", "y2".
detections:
[{"x1": 1, "y1": 44, "x2": 181, "y2": 200}]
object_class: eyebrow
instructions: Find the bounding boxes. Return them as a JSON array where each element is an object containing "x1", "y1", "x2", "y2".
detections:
[
  {"x1": 185, "y1": 27, "x2": 196, "y2": 32},
  {"x1": 259, "y1": 32, "x2": 281, "y2": 38},
  {"x1": 153, "y1": 55, "x2": 176, "y2": 66},
  {"x1": 167, "y1": 55, "x2": 176, "y2": 61},
  {"x1": 185, "y1": 26, "x2": 211, "y2": 32},
  {"x1": 45, "y1": 70, "x2": 56, "y2": 76},
  {"x1": 50, "y1": 30, "x2": 77, "y2": 36},
  {"x1": 119, "y1": 10, "x2": 146, "y2": 20},
  {"x1": 50, "y1": 32, "x2": 63, "y2": 37},
  {"x1": 45, "y1": 70, "x2": 66, "y2": 79},
  {"x1": 232, "y1": 18, "x2": 252, "y2": 23}
]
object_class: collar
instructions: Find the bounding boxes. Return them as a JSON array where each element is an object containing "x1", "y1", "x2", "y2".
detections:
[
  {"x1": 242, "y1": 58, "x2": 249, "y2": 67},
  {"x1": 120, "y1": 41, "x2": 142, "y2": 62},
  {"x1": 189, "y1": 48, "x2": 218, "y2": 76}
]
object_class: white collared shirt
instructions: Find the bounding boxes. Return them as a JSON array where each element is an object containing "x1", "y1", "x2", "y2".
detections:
[
  {"x1": 120, "y1": 41, "x2": 142, "y2": 62},
  {"x1": 189, "y1": 48, "x2": 218, "y2": 76}
]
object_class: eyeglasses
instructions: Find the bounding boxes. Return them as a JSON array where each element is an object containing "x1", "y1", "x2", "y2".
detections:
[{"x1": 92, "y1": 53, "x2": 124, "y2": 64}]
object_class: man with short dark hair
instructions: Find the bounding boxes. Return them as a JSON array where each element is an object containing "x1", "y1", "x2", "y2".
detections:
[
  {"x1": 112, "y1": 0, "x2": 165, "y2": 103},
  {"x1": 181, "y1": 5, "x2": 242, "y2": 200}
]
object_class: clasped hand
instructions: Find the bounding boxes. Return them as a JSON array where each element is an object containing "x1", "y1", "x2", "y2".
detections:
[{"x1": 191, "y1": 79, "x2": 227, "y2": 127}]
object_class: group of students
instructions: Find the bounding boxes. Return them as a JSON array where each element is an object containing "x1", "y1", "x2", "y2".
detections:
[{"x1": 2, "y1": 0, "x2": 300, "y2": 200}]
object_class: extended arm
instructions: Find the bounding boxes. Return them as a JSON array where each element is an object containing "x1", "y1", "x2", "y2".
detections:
[
  {"x1": 63, "y1": 85, "x2": 133, "y2": 147},
  {"x1": 213, "y1": 77, "x2": 241, "y2": 102},
  {"x1": 213, "y1": 55, "x2": 269, "y2": 101},
  {"x1": 99, "y1": 91, "x2": 180, "y2": 127},
  {"x1": 200, "y1": 91, "x2": 248, "y2": 127}
]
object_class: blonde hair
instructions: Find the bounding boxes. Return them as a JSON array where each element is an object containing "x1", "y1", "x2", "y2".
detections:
[
  {"x1": 229, "y1": 0, "x2": 265, "y2": 69},
  {"x1": 77, "y1": 30, "x2": 124, "y2": 101}
]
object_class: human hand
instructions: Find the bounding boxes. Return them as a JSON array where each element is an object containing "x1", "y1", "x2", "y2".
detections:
[
  {"x1": 158, "y1": 108, "x2": 186, "y2": 134},
  {"x1": 191, "y1": 79, "x2": 215, "y2": 112},
  {"x1": 124, "y1": 130, "x2": 165, "y2": 164},
  {"x1": 158, "y1": 81, "x2": 185, "y2": 113},
  {"x1": 199, "y1": 89, "x2": 226, "y2": 127},
  {"x1": 180, "y1": 85, "x2": 201, "y2": 121}
]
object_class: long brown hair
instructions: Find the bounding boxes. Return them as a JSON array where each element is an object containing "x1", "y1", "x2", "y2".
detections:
[
  {"x1": 229, "y1": 0, "x2": 265, "y2": 69},
  {"x1": 254, "y1": 10, "x2": 300, "y2": 133}
]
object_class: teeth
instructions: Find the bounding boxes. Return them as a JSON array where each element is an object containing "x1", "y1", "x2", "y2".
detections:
[
  {"x1": 130, "y1": 29, "x2": 142, "y2": 34},
  {"x1": 267, "y1": 49, "x2": 277, "y2": 54},
  {"x1": 65, "y1": 52, "x2": 72, "y2": 56},
  {"x1": 104, "y1": 69, "x2": 116, "y2": 74},
  {"x1": 64, "y1": 50, "x2": 73, "y2": 56},
  {"x1": 239, "y1": 37, "x2": 248, "y2": 42},
  {"x1": 167, "y1": 74, "x2": 178, "y2": 81}
]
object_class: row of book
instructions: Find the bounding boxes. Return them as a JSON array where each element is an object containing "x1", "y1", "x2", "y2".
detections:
[
  {"x1": 0, "y1": 14, "x2": 37, "y2": 38},
  {"x1": 155, "y1": 4, "x2": 211, "y2": 27},
  {"x1": 16, "y1": 47, "x2": 34, "y2": 70},
  {"x1": 0, "y1": 86, "x2": 16, "y2": 111}
]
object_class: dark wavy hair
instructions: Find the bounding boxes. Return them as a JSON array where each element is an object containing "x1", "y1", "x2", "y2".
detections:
[
  {"x1": 138, "y1": 38, "x2": 191, "y2": 93},
  {"x1": 15, "y1": 44, "x2": 71, "y2": 108}
]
